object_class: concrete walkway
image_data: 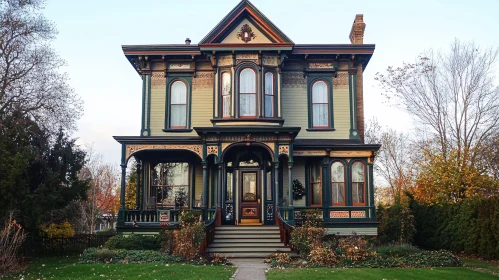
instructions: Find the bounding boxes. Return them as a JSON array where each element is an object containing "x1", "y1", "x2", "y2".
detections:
[{"x1": 230, "y1": 259, "x2": 269, "y2": 280}]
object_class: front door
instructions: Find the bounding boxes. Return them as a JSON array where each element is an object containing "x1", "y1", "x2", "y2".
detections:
[{"x1": 239, "y1": 169, "x2": 261, "y2": 224}]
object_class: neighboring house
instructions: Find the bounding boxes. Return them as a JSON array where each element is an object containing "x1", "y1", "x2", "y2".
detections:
[{"x1": 115, "y1": 0, "x2": 380, "y2": 237}]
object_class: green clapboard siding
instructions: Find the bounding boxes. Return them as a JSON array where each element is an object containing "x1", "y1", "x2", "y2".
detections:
[
  {"x1": 292, "y1": 158, "x2": 306, "y2": 206},
  {"x1": 281, "y1": 85, "x2": 350, "y2": 139},
  {"x1": 149, "y1": 85, "x2": 213, "y2": 136}
]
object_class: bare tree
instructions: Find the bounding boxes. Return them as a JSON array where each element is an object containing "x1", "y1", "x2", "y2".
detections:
[
  {"x1": 366, "y1": 118, "x2": 414, "y2": 204},
  {"x1": 78, "y1": 149, "x2": 119, "y2": 233},
  {"x1": 376, "y1": 40, "x2": 499, "y2": 164},
  {"x1": 0, "y1": 0, "x2": 82, "y2": 132}
]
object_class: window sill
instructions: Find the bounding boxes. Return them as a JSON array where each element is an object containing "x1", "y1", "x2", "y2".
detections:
[
  {"x1": 306, "y1": 128, "x2": 336, "y2": 132},
  {"x1": 162, "y1": 129, "x2": 193, "y2": 133}
]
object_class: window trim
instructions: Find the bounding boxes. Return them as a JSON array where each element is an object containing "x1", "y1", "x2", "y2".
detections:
[
  {"x1": 307, "y1": 76, "x2": 334, "y2": 130},
  {"x1": 311, "y1": 80, "x2": 330, "y2": 128},
  {"x1": 309, "y1": 162, "x2": 322, "y2": 206},
  {"x1": 264, "y1": 71, "x2": 275, "y2": 118},
  {"x1": 221, "y1": 71, "x2": 232, "y2": 119},
  {"x1": 151, "y1": 162, "x2": 191, "y2": 208},
  {"x1": 351, "y1": 160, "x2": 366, "y2": 206},
  {"x1": 169, "y1": 80, "x2": 188, "y2": 129},
  {"x1": 163, "y1": 76, "x2": 193, "y2": 132},
  {"x1": 236, "y1": 65, "x2": 259, "y2": 118},
  {"x1": 330, "y1": 161, "x2": 346, "y2": 206}
]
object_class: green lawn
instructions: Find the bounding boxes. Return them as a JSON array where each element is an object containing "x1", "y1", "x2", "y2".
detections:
[
  {"x1": 267, "y1": 267, "x2": 498, "y2": 280},
  {"x1": 4, "y1": 257, "x2": 236, "y2": 280}
]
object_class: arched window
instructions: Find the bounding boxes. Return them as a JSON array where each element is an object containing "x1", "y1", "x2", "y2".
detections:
[
  {"x1": 331, "y1": 162, "x2": 345, "y2": 206},
  {"x1": 239, "y1": 68, "x2": 256, "y2": 117},
  {"x1": 170, "y1": 81, "x2": 187, "y2": 128},
  {"x1": 310, "y1": 162, "x2": 322, "y2": 206},
  {"x1": 312, "y1": 81, "x2": 329, "y2": 127},
  {"x1": 264, "y1": 72, "x2": 274, "y2": 117},
  {"x1": 351, "y1": 162, "x2": 365, "y2": 205},
  {"x1": 221, "y1": 72, "x2": 231, "y2": 118}
]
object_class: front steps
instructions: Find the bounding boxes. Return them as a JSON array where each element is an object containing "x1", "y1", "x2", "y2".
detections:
[{"x1": 207, "y1": 225, "x2": 291, "y2": 258}]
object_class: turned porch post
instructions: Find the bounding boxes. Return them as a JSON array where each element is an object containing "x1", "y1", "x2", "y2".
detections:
[
  {"x1": 136, "y1": 161, "x2": 141, "y2": 210},
  {"x1": 118, "y1": 144, "x2": 127, "y2": 227},
  {"x1": 202, "y1": 162, "x2": 208, "y2": 220}
]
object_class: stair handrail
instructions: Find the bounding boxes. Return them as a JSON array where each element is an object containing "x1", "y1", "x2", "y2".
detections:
[
  {"x1": 201, "y1": 207, "x2": 220, "y2": 253},
  {"x1": 277, "y1": 208, "x2": 295, "y2": 248}
]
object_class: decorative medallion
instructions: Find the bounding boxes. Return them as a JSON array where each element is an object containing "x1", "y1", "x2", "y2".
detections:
[{"x1": 236, "y1": 24, "x2": 256, "y2": 43}]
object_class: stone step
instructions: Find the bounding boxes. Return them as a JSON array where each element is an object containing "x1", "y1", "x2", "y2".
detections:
[
  {"x1": 214, "y1": 230, "x2": 279, "y2": 235},
  {"x1": 213, "y1": 238, "x2": 282, "y2": 243},
  {"x1": 215, "y1": 234, "x2": 281, "y2": 239},
  {"x1": 215, "y1": 252, "x2": 298, "y2": 258},
  {"x1": 208, "y1": 247, "x2": 291, "y2": 253},
  {"x1": 216, "y1": 226, "x2": 279, "y2": 230},
  {"x1": 210, "y1": 242, "x2": 285, "y2": 247}
]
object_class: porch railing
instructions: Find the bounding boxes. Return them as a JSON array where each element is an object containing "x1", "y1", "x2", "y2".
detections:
[
  {"x1": 124, "y1": 209, "x2": 181, "y2": 226},
  {"x1": 201, "y1": 208, "x2": 220, "y2": 252},
  {"x1": 276, "y1": 207, "x2": 294, "y2": 247}
]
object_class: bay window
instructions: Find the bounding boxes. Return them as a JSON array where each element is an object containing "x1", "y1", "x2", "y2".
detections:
[
  {"x1": 331, "y1": 161, "x2": 346, "y2": 205},
  {"x1": 239, "y1": 68, "x2": 256, "y2": 117},
  {"x1": 351, "y1": 161, "x2": 366, "y2": 205}
]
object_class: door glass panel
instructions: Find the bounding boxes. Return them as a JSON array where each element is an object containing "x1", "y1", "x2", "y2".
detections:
[
  {"x1": 242, "y1": 172, "x2": 257, "y2": 202},
  {"x1": 226, "y1": 172, "x2": 233, "y2": 201}
]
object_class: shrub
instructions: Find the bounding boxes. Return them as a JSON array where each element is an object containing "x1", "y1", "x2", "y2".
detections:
[
  {"x1": 290, "y1": 226, "x2": 325, "y2": 258},
  {"x1": 398, "y1": 250, "x2": 462, "y2": 267},
  {"x1": 159, "y1": 229, "x2": 175, "y2": 254},
  {"x1": 0, "y1": 214, "x2": 26, "y2": 277},
  {"x1": 39, "y1": 220, "x2": 75, "y2": 238},
  {"x1": 336, "y1": 233, "x2": 373, "y2": 262},
  {"x1": 173, "y1": 221, "x2": 205, "y2": 260},
  {"x1": 205, "y1": 253, "x2": 231, "y2": 265},
  {"x1": 104, "y1": 234, "x2": 161, "y2": 250},
  {"x1": 79, "y1": 248, "x2": 184, "y2": 264},
  {"x1": 267, "y1": 252, "x2": 292, "y2": 267},
  {"x1": 377, "y1": 194, "x2": 415, "y2": 245},
  {"x1": 301, "y1": 209, "x2": 323, "y2": 228},
  {"x1": 375, "y1": 244, "x2": 421, "y2": 258},
  {"x1": 180, "y1": 210, "x2": 202, "y2": 225},
  {"x1": 308, "y1": 247, "x2": 338, "y2": 267}
]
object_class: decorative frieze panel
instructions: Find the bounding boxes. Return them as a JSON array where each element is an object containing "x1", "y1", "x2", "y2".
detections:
[
  {"x1": 218, "y1": 55, "x2": 232, "y2": 67},
  {"x1": 207, "y1": 145, "x2": 219, "y2": 156},
  {"x1": 151, "y1": 71, "x2": 165, "y2": 87},
  {"x1": 309, "y1": 62, "x2": 334, "y2": 69},
  {"x1": 330, "y1": 150, "x2": 372, "y2": 158},
  {"x1": 333, "y1": 72, "x2": 349, "y2": 86},
  {"x1": 294, "y1": 150, "x2": 328, "y2": 157},
  {"x1": 262, "y1": 55, "x2": 278, "y2": 66},
  {"x1": 236, "y1": 53, "x2": 258, "y2": 64},
  {"x1": 126, "y1": 144, "x2": 203, "y2": 160},
  {"x1": 282, "y1": 72, "x2": 306, "y2": 88},
  {"x1": 219, "y1": 134, "x2": 277, "y2": 142},
  {"x1": 266, "y1": 204, "x2": 274, "y2": 220},
  {"x1": 192, "y1": 72, "x2": 213, "y2": 90},
  {"x1": 278, "y1": 145, "x2": 289, "y2": 156},
  {"x1": 330, "y1": 211, "x2": 350, "y2": 219},
  {"x1": 351, "y1": 211, "x2": 366, "y2": 218},
  {"x1": 169, "y1": 63, "x2": 191, "y2": 70}
]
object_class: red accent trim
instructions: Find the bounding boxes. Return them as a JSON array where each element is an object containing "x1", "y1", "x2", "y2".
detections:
[
  {"x1": 199, "y1": 43, "x2": 294, "y2": 48},
  {"x1": 294, "y1": 49, "x2": 374, "y2": 54},
  {"x1": 124, "y1": 51, "x2": 201, "y2": 55},
  {"x1": 351, "y1": 161, "x2": 367, "y2": 206},
  {"x1": 331, "y1": 161, "x2": 346, "y2": 206}
]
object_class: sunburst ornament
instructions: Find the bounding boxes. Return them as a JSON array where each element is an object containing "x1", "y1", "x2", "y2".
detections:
[{"x1": 236, "y1": 24, "x2": 256, "y2": 43}]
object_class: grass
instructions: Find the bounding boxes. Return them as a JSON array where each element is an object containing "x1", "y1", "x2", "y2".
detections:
[
  {"x1": 462, "y1": 257, "x2": 499, "y2": 276},
  {"x1": 266, "y1": 267, "x2": 499, "y2": 280},
  {"x1": 4, "y1": 257, "x2": 236, "y2": 280}
]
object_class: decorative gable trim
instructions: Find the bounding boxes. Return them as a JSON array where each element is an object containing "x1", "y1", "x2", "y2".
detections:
[{"x1": 199, "y1": 0, "x2": 293, "y2": 45}]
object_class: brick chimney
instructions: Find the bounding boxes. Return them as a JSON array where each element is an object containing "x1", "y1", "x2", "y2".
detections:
[
  {"x1": 349, "y1": 14, "x2": 365, "y2": 44},
  {"x1": 185, "y1": 38, "x2": 191, "y2": 45}
]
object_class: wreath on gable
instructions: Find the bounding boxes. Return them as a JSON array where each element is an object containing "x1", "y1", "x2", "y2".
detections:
[{"x1": 292, "y1": 179, "x2": 305, "y2": 200}]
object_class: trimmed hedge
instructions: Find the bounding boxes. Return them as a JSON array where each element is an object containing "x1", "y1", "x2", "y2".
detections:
[
  {"x1": 103, "y1": 234, "x2": 161, "y2": 251},
  {"x1": 409, "y1": 197, "x2": 499, "y2": 259}
]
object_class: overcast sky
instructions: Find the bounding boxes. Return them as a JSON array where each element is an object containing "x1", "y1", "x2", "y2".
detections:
[{"x1": 43, "y1": 0, "x2": 499, "y2": 165}]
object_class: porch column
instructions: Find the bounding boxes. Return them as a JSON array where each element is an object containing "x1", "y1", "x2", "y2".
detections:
[
  {"x1": 217, "y1": 164, "x2": 223, "y2": 207},
  {"x1": 118, "y1": 144, "x2": 127, "y2": 227},
  {"x1": 202, "y1": 162, "x2": 208, "y2": 220},
  {"x1": 274, "y1": 162, "x2": 279, "y2": 208},
  {"x1": 136, "y1": 161, "x2": 141, "y2": 210},
  {"x1": 288, "y1": 162, "x2": 294, "y2": 222}
]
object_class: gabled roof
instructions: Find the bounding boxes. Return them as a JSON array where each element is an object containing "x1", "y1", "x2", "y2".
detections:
[{"x1": 199, "y1": 0, "x2": 293, "y2": 45}]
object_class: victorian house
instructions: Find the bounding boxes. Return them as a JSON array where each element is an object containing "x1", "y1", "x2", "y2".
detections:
[{"x1": 114, "y1": 0, "x2": 379, "y2": 255}]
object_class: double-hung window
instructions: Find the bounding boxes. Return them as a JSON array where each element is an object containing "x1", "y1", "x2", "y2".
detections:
[
  {"x1": 331, "y1": 162, "x2": 346, "y2": 205},
  {"x1": 312, "y1": 81, "x2": 329, "y2": 127},
  {"x1": 264, "y1": 72, "x2": 274, "y2": 117},
  {"x1": 351, "y1": 161, "x2": 366, "y2": 205},
  {"x1": 169, "y1": 81, "x2": 187, "y2": 128},
  {"x1": 310, "y1": 163, "x2": 322, "y2": 206},
  {"x1": 152, "y1": 163, "x2": 189, "y2": 207},
  {"x1": 239, "y1": 68, "x2": 256, "y2": 117},
  {"x1": 221, "y1": 72, "x2": 231, "y2": 118}
]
